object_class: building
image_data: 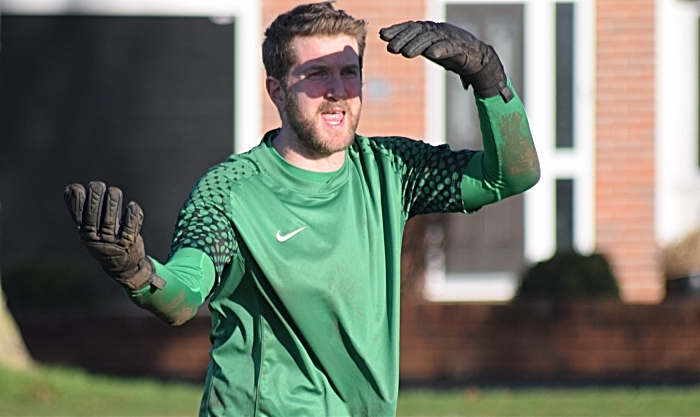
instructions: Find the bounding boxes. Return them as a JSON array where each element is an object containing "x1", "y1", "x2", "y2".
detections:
[{"x1": 1, "y1": 0, "x2": 696, "y2": 305}]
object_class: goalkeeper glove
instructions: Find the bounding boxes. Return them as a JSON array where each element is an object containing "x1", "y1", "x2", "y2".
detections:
[
  {"x1": 380, "y1": 21, "x2": 514, "y2": 102},
  {"x1": 63, "y1": 181, "x2": 166, "y2": 291}
]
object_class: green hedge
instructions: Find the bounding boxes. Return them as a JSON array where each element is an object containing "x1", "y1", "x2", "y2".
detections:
[{"x1": 516, "y1": 250, "x2": 620, "y2": 300}]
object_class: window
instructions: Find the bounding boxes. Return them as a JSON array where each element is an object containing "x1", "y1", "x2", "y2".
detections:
[{"x1": 424, "y1": 0, "x2": 595, "y2": 301}]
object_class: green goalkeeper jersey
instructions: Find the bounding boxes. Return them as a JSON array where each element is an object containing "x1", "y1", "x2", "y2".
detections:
[{"x1": 130, "y1": 85, "x2": 538, "y2": 416}]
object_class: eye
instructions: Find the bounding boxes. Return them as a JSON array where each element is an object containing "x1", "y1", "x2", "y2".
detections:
[
  {"x1": 307, "y1": 70, "x2": 326, "y2": 80},
  {"x1": 342, "y1": 68, "x2": 359, "y2": 78}
]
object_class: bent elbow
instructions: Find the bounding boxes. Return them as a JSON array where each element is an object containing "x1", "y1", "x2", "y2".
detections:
[
  {"x1": 515, "y1": 148, "x2": 541, "y2": 190},
  {"x1": 521, "y1": 160, "x2": 541, "y2": 191},
  {"x1": 503, "y1": 158, "x2": 541, "y2": 197},
  {"x1": 155, "y1": 307, "x2": 197, "y2": 327},
  {"x1": 168, "y1": 315, "x2": 192, "y2": 327}
]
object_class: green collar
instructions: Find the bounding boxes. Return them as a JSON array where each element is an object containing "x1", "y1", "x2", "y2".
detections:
[{"x1": 253, "y1": 130, "x2": 350, "y2": 195}]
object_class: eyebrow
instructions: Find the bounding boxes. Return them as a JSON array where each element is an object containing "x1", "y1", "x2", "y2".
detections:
[
  {"x1": 303, "y1": 64, "x2": 330, "y2": 72},
  {"x1": 302, "y1": 62, "x2": 360, "y2": 73}
]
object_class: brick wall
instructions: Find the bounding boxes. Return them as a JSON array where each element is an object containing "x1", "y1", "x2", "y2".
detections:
[
  {"x1": 14, "y1": 313, "x2": 212, "y2": 381},
  {"x1": 596, "y1": 0, "x2": 661, "y2": 302},
  {"x1": 15, "y1": 300, "x2": 700, "y2": 384},
  {"x1": 400, "y1": 299, "x2": 700, "y2": 383}
]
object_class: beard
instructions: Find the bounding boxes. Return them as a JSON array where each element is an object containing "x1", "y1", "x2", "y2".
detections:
[{"x1": 284, "y1": 93, "x2": 361, "y2": 156}]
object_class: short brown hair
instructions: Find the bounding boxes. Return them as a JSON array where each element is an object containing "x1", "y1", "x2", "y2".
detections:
[{"x1": 262, "y1": 1, "x2": 367, "y2": 83}]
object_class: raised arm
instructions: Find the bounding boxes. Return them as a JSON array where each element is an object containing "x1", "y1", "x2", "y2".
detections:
[{"x1": 379, "y1": 21, "x2": 540, "y2": 211}]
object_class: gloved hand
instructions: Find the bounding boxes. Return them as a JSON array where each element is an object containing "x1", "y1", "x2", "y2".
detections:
[
  {"x1": 63, "y1": 181, "x2": 166, "y2": 291},
  {"x1": 379, "y1": 21, "x2": 513, "y2": 102}
]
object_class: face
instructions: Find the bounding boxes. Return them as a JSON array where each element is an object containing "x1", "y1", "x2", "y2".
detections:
[{"x1": 274, "y1": 35, "x2": 363, "y2": 156}]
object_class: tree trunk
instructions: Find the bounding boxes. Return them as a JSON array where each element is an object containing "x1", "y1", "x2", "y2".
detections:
[
  {"x1": 0, "y1": 197, "x2": 34, "y2": 371},
  {"x1": 0, "y1": 284, "x2": 33, "y2": 371}
]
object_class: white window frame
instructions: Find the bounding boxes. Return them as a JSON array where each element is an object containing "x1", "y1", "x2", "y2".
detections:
[
  {"x1": 0, "y1": 0, "x2": 262, "y2": 153},
  {"x1": 655, "y1": 0, "x2": 700, "y2": 245},
  {"x1": 423, "y1": 0, "x2": 596, "y2": 301}
]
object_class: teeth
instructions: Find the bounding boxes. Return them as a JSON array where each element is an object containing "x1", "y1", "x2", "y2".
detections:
[{"x1": 322, "y1": 112, "x2": 343, "y2": 125}]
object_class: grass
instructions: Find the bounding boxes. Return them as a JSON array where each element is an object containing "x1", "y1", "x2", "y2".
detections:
[
  {"x1": 3, "y1": 364, "x2": 700, "y2": 416},
  {"x1": 396, "y1": 386, "x2": 700, "y2": 416},
  {"x1": 0, "y1": 364, "x2": 203, "y2": 416}
]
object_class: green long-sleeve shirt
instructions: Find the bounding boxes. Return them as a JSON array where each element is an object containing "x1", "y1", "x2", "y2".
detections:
[{"x1": 128, "y1": 82, "x2": 539, "y2": 416}]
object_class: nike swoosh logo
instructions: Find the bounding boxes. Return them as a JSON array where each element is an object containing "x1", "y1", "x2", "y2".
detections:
[{"x1": 276, "y1": 226, "x2": 306, "y2": 242}]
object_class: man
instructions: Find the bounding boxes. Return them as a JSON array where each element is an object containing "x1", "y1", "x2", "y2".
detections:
[{"x1": 64, "y1": 2, "x2": 539, "y2": 416}]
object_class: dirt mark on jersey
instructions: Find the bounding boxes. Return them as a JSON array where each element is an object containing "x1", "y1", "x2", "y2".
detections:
[{"x1": 498, "y1": 112, "x2": 539, "y2": 179}]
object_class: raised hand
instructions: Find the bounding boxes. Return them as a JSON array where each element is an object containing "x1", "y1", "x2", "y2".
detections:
[
  {"x1": 63, "y1": 181, "x2": 165, "y2": 290},
  {"x1": 379, "y1": 21, "x2": 513, "y2": 102}
]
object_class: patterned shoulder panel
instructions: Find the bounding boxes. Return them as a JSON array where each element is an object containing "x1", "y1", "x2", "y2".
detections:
[
  {"x1": 168, "y1": 156, "x2": 259, "y2": 281},
  {"x1": 368, "y1": 136, "x2": 477, "y2": 218}
]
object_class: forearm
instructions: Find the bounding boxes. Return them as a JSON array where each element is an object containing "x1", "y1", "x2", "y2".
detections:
[
  {"x1": 126, "y1": 248, "x2": 216, "y2": 326},
  {"x1": 461, "y1": 80, "x2": 540, "y2": 211}
]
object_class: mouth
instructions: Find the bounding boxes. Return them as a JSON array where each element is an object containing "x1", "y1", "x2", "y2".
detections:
[{"x1": 320, "y1": 110, "x2": 346, "y2": 128}]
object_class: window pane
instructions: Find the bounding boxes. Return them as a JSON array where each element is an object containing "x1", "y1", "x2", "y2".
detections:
[
  {"x1": 441, "y1": 4, "x2": 525, "y2": 286},
  {"x1": 556, "y1": 178, "x2": 575, "y2": 250},
  {"x1": 556, "y1": 2, "x2": 575, "y2": 148}
]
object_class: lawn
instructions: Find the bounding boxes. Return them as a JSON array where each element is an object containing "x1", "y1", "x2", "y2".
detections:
[
  {"x1": 396, "y1": 386, "x2": 700, "y2": 416},
  {"x1": 3, "y1": 364, "x2": 700, "y2": 416},
  {"x1": 0, "y1": 365, "x2": 202, "y2": 416}
]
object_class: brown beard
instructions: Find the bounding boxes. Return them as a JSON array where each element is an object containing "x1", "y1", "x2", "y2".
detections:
[{"x1": 284, "y1": 93, "x2": 361, "y2": 156}]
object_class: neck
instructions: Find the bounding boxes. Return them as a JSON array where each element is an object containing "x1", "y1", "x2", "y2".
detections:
[{"x1": 272, "y1": 127, "x2": 347, "y2": 172}]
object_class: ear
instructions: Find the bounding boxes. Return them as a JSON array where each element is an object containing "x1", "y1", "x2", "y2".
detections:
[{"x1": 266, "y1": 76, "x2": 286, "y2": 112}]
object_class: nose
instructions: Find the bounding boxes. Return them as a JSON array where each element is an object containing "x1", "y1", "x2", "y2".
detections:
[{"x1": 324, "y1": 73, "x2": 348, "y2": 101}]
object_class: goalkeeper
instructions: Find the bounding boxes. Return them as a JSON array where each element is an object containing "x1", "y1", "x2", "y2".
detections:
[{"x1": 64, "y1": 2, "x2": 540, "y2": 416}]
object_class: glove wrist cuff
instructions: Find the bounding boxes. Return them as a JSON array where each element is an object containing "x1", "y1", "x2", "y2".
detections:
[
  {"x1": 112, "y1": 258, "x2": 167, "y2": 291},
  {"x1": 460, "y1": 45, "x2": 514, "y2": 102},
  {"x1": 465, "y1": 78, "x2": 514, "y2": 103}
]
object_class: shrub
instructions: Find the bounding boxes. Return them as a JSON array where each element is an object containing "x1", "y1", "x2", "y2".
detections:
[
  {"x1": 515, "y1": 250, "x2": 620, "y2": 300},
  {"x1": 662, "y1": 229, "x2": 700, "y2": 280}
]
